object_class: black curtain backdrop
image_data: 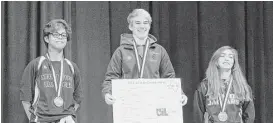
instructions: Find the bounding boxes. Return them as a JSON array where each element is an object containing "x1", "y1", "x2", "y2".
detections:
[{"x1": 1, "y1": 1, "x2": 273, "y2": 123}]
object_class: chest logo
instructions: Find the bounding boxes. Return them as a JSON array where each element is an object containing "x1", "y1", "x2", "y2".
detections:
[
  {"x1": 152, "y1": 54, "x2": 156, "y2": 60},
  {"x1": 127, "y1": 56, "x2": 132, "y2": 60}
]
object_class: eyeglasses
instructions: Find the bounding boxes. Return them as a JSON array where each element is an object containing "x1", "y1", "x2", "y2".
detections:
[{"x1": 50, "y1": 32, "x2": 68, "y2": 39}]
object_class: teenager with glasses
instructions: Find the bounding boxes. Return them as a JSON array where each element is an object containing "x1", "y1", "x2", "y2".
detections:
[{"x1": 20, "y1": 19, "x2": 83, "y2": 123}]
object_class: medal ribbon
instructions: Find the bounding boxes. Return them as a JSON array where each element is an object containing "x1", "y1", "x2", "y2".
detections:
[
  {"x1": 133, "y1": 40, "x2": 149, "y2": 78},
  {"x1": 219, "y1": 77, "x2": 233, "y2": 112},
  {"x1": 46, "y1": 53, "x2": 64, "y2": 97}
]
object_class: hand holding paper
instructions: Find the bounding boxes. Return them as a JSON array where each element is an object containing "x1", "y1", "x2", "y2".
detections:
[
  {"x1": 105, "y1": 93, "x2": 116, "y2": 105},
  {"x1": 180, "y1": 94, "x2": 188, "y2": 106}
]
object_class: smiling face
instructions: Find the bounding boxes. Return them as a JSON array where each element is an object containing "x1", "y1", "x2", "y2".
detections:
[
  {"x1": 44, "y1": 28, "x2": 67, "y2": 51},
  {"x1": 217, "y1": 49, "x2": 235, "y2": 70},
  {"x1": 129, "y1": 15, "x2": 151, "y2": 40}
]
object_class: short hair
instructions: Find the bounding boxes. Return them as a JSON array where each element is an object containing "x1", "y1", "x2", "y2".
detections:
[
  {"x1": 127, "y1": 9, "x2": 152, "y2": 25},
  {"x1": 43, "y1": 19, "x2": 72, "y2": 47}
]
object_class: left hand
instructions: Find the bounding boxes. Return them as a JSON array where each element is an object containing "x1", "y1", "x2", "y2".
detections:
[
  {"x1": 180, "y1": 94, "x2": 188, "y2": 106},
  {"x1": 74, "y1": 103, "x2": 80, "y2": 111},
  {"x1": 59, "y1": 115, "x2": 75, "y2": 123}
]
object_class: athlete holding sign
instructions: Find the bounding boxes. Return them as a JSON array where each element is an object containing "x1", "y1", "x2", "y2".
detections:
[{"x1": 102, "y1": 9, "x2": 188, "y2": 106}]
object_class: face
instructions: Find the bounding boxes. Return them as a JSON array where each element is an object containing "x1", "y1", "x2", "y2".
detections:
[
  {"x1": 217, "y1": 49, "x2": 235, "y2": 70},
  {"x1": 45, "y1": 28, "x2": 67, "y2": 51},
  {"x1": 129, "y1": 15, "x2": 151, "y2": 40}
]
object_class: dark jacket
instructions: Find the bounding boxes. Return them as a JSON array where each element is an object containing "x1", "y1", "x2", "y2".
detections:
[
  {"x1": 102, "y1": 33, "x2": 177, "y2": 96},
  {"x1": 193, "y1": 79, "x2": 255, "y2": 123}
]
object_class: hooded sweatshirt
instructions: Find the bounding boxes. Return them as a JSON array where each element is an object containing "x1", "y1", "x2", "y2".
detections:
[{"x1": 102, "y1": 33, "x2": 178, "y2": 96}]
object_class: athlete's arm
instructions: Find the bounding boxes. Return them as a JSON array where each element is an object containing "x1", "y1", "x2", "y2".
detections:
[
  {"x1": 159, "y1": 47, "x2": 175, "y2": 78},
  {"x1": 20, "y1": 60, "x2": 37, "y2": 121},
  {"x1": 22, "y1": 101, "x2": 31, "y2": 120}
]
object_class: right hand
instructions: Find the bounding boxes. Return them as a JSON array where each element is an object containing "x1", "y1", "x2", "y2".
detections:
[
  {"x1": 105, "y1": 93, "x2": 115, "y2": 105},
  {"x1": 59, "y1": 115, "x2": 75, "y2": 123}
]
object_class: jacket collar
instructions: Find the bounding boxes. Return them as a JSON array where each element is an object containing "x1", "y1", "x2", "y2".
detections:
[{"x1": 120, "y1": 33, "x2": 157, "y2": 50}]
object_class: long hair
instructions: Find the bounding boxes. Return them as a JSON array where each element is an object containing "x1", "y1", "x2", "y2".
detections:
[{"x1": 205, "y1": 46, "x2": 252, "y2": 101}]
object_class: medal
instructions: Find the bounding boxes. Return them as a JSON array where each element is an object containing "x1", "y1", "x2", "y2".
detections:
[
  {"x1": 54, "y1": 96, "x2": 64, "y2": 107},
  {"x1": 218, "y1": 111, "x2": 228, "y2": 121},
  {"x1": 133, "y1": 40, "x2": 149, "y2": 78},
  {"x1": 47, "y1": 54, "x2": 64, "y2": 108},
  {"x1": 218, "y1": 77, "x2": 233, "y2": 122}
]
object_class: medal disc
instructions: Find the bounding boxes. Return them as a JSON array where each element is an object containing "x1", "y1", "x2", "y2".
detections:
[
  {"x1": 54, "y1": 97, "x2": 64, "y2": 107},
  {"x1": 218, "y1": 112, "x2": 228, "y2": 121}
]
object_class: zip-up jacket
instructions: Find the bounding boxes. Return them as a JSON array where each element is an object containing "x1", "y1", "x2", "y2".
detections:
[{"x1": 102, "y1": 33, "x2": 179, "y2": 96}]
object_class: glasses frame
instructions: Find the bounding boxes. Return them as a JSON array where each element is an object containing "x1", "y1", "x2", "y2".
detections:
[{"x1": 50, "y1": 32, "x2": 68, "y2": 39}]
